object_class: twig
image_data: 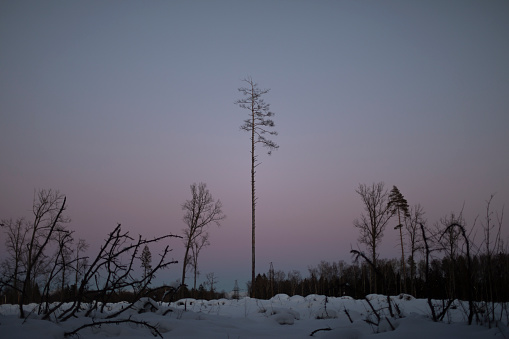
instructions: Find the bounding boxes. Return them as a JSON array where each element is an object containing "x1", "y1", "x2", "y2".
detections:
[
  {"x1": 385, "y1": 316, "x2": 395, "y2": 331},
  {"x1": 344, "y1": 307, "x2": 353, "y2": 323},
  {"x1": 365, "y1": 297, "x2": 381, "y2": 322},
  {"x1": 310, "y1": 327, "x2": 332, "y2": 336}
]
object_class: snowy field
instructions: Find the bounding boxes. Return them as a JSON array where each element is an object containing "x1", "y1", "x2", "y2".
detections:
[{"x1": 1, "y1": 294, "x2": 507, "y2": 338}]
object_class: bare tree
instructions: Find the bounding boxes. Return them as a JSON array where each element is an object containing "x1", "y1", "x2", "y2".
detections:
[
  {"x1": 205, "y1": 272, "x2": 218, "y2": 293},
  {"x1": 236, "y1": 77, "x2": 279, "y2": 297},
  {"x1": 388, "y1": 185, "x2": 410, "y2": 293},
  {"x1": 1, "y1": 192, "x2": 180, "y2": 337},
  {"x1": 433, "y1": 211, "x2": 463, "y2": 300},
  {"x1": 0, "y1": 192, "x2": 91, "y2": 311},
  {"x1": 181, "y1": 182, "x2": 225, "y2": 288},
  {"x1": 0, "y1": 218, "x2": 29, "y2": 304},
  {"x1": 189, "y1": 232, "x2": 210, "y2": 291},
  {"x1": 74, "y1": 239, "x2": 89, "y2": 293},
  {"x1": 0, "y1": 190, "x2": 70, "y2": 318},
  {"x1": 56, "y1": 223, "x2": 180, "y2": 321},
  {"x1": 404, "y1": 204, "x2": 425, "y2": 296},
  {"x1": 443, "y1": 222, "x2": 476, "y2": 325},
  {"x1": 353, "y1": 182, "x2": 393, "y2": 293},
  {"x1": 480, "y1": 194, "x2": 504, "y2": 323},
  {"x1": 40, "y1": 227, "x2": 74, "y2": 308},
  {"x1": 274, "y1": 269, "x2": 286, "y2": 295}
]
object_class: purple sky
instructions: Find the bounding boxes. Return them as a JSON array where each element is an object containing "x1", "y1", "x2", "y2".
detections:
[{"x1": 1, "y1": 1, "x2": 508, "y2": 292}]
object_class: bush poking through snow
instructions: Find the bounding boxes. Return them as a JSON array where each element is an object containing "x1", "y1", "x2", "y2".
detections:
[
  {"x1": 315, "y1": 295, "x2": 338, "y2": 319},
  {"x1": 265, "y1": 307, "x2": 300, "y2": 325},
  {"x1": 316, "y1": 308, "x2": 338, "y2": 319}
]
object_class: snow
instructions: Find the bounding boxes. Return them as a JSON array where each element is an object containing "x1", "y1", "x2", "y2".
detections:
[{"x1": 0, "y1": 294, "x2": 507, "y2": 338}]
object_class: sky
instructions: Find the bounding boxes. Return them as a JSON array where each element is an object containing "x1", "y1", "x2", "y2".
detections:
[{"x1": 1, "y1": 0, "x2": 508, "y2": 293}]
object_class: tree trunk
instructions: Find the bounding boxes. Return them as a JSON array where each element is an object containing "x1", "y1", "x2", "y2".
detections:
[
  {"x1": 371, "y1": 246, "x2": 377, "y2": 294},
  {"x1": 398, "y1": 210, "x2": 406, "y2": 294},
  {"x1": 193, "y1": 268, "x2": 197, "y2": 291},
  {"x1": 181, "y1": 239, "x2": 191, "y2": 288},
  {"x1": 251, "y1": 98, "x2": 256, "y2": 298}
]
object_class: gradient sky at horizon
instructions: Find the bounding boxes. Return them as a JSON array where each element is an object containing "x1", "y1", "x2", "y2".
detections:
[{"x1": 1, "y1": 1, "x2": 508, "y2": 292}]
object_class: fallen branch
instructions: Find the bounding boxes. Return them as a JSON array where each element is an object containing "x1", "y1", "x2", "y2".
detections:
[
  {"x1": 365, "y1": 297, "x2": 381, "y2": 322},
  {"x1": 385, "y1": 316, "x2": 395, "y2": 331},
  {"x1": 310, "y1": 327, "x2": 332, "y2": 336},
  {"x1": 64, "y1": 317, "x2": 163, "y2": 338},
  {"x1": 344, "y1": 307, "x2": 353, "y2": 323}
]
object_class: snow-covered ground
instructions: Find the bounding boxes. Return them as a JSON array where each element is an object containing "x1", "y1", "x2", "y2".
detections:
[{"x1": 1, "y1": 294, "x2": 507, "y2": 338}]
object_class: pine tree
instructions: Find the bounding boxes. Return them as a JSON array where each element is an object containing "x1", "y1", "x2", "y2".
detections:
[
  {"x1": 140, "y1": 245, "x2": 152, "y2": 280},
  {"x1": 236, "y1": 77, "x2": 279, "y2": 297},
  {"x1": 388, "y1": 185, "x2": 410, "y2": 293}
]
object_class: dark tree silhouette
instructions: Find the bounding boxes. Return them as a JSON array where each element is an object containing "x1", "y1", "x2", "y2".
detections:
[
  {"x1": 404, "y1": 204, "x2": 425, "y2": 296},
  {"x1": 353, "y1": 182, "x2": 393, "y2": 293},
  {"x1": 235, "y1": 77, "x2": 278, "y2": 297},
  {"x1": 0, "y1": 190, "x2": 71, "y2": 318},
  {"x1": 388, "y1": 185, "x2": 410, "y2": 293},
  {"x1": 181, "y1": 182, "x2": 225, "y2": 289},
  {"x1": 140, "y1": 245, "x2": 152, "y2": 280},
  {"x1": 189, "y1": 232, "x2": 209, "y2": 292}
]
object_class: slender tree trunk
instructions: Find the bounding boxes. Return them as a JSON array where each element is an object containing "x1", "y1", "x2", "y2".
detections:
[
  {"x1": 237, "y1": 78, "x2": 278, "y2": 298},
  {"x1": 371, "y1": 245, "x2": 377, "y2": 294},
  {"x1": 181, "y1": 240, "x2": 191, "y2": 288},
  {"x1": 397, "y1": 210, "x2": 406, "y2": 294},
  {"x1": 193, "y1": 266, "x2": 197, "y2": 293},
  {"x1": 251, "y1": 98, "x2": 256, "y2": 298}
]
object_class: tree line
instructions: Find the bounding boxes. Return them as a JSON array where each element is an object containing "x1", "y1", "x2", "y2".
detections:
[{"x1": 249, "y1": 251, "x2": 509, "y2": 303}]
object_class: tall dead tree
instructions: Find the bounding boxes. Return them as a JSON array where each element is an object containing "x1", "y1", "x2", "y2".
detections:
[
  {"x1": 236, "y1": 77, "x2": 279, "y2": 297},
  {"x1": 353, "y1": 182, "x2": 393, "y2": 293},
  {"x1": 181, "y1": 182, "x2": 225, "y2": 289}
]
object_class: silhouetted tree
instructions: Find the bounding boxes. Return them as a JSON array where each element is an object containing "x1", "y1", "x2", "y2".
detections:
[
  {"x1": 434, "y1": 212, "x2": 463, "y2": 300},
  {"x1": 479, "y1": 194, "x2": 504, "y2": 325},
  {"x1": 205, "y1": 272, "x2": 218, "y2": 293},
  {"x1": 6, "y1": 190, "x2": 70, "y2": 318},
  {"x1": 443, "y1": 222, "x2": 475, "y2": 324},
  {"x1": 190, "y1": 232, "x2": 209, "y2": 291},
  {"x1": 287, "y1": 270, "x2": 302, "y2": 296},
  {"x1": 353, "y1": 182, "x2": 393, "y2": 293},
  {"x1": 0, "y1": 218, "x2": 28, "y2": 304},
  {"x1": 73, "y1": 238, "x2": 89, "y2": 293},
  {"x1": 181, "y1": 182, "x2": 225, "y2": 289},
  {"x1": 56, "y1": 223, "x2": 179, "y2": 322},
  {"x1": 404, "y1": 204, "x2": 425, "y2": 296},
  {"x1": 236, "y1": 77, "x2": 279, "y2": 297},
  {"x1": 388, "y1": 185, "x2": 410, "y2": 293},
  {"x1": 140, "y1": 245, "x2": 152, "y2": 280}
]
